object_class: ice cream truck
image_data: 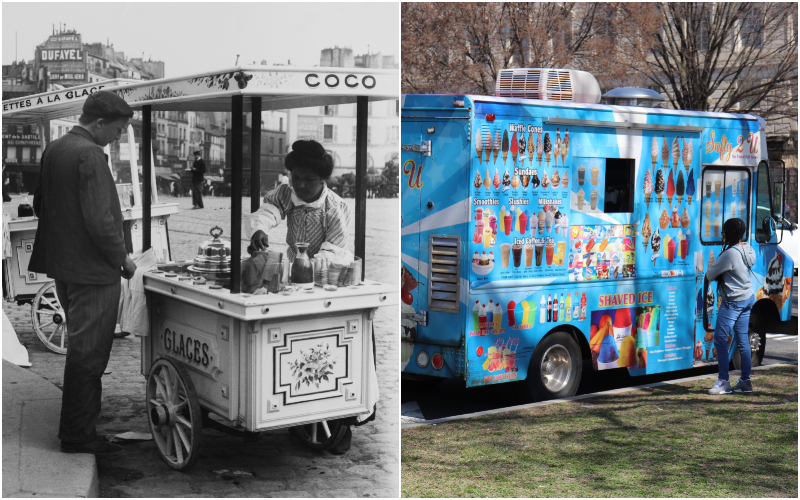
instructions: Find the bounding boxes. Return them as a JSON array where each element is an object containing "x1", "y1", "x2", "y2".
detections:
[{"x1": 400, "y1": 68, "x2": 794, "y2": 401}]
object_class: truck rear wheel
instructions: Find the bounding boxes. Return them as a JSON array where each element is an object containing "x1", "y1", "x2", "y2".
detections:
[
  {"x1": 518, "y1": 331, "x2": 582, "y2": 403},
  {"x1": 732, "y1": 311, "x2": 765, "y2": 370}
]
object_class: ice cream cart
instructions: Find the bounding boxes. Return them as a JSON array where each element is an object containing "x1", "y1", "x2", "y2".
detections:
[
  {"x1": 2, "y1": 80, "x2": 179, "y2": 354},
  {"x1": 95, "y1": 67, "x2": 398, "y2": 469}
]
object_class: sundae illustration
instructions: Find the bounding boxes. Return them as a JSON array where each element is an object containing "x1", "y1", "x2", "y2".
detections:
[
  {"x1": 561, "y1": 170, "x2": 569, "y2": 189},
  {"x1": 502, "y1": 168, "x2": 511, "y2": 192},
  {"x1": 473, "y1": 169, "x2": 482, "y2": 190},
  {"x1": 659, "y1": 209, "x2": 669, "y2": 229},
  {"x1": 681, "y1": 207, "x2": 690, "y2": 228},
  {"x1": 493, "y1": 168, "x2": 501, "y2": 189},
  {"x1": 551, "y1": 170, "x2": 560, "y2": 188},
  {"x1": 670, "y1": 206, "x2": 680, "y2": 228},
  {"x1": 531, "y1": 169, "x2": 540, "y2": 189},
  {"x1": 541, "y1": 169, "x2": 550, "y2": 189}
]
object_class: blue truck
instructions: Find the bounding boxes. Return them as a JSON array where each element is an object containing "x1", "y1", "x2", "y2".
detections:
[{"x1": 400, "y1": 68, "x2": 794, "y2": 401}]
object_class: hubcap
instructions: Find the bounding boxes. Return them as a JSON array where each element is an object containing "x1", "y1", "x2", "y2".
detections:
[
  {"x1": 540, "y1": 344, "x2": 571, "y2": 393},
  {"x1": 749, "y1": 332, "x2": 761, "y2": 354}
]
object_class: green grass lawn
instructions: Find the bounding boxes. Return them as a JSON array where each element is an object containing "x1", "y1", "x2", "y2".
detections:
[{"x1": 402, "y1": 366, "x2": 798, "y2": 498}]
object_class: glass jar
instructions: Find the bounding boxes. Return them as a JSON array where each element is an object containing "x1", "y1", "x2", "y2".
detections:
[
  {"x1": 290, "y1": 242, "x2": 314, "y2": 290},
  {"x1": 17, "y1": 193, "x2": 34, "y2": 218}
]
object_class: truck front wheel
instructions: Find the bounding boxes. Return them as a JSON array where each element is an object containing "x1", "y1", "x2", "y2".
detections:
[{"x1": 518, "y1": 331, "x2": 582, "y2": 403}]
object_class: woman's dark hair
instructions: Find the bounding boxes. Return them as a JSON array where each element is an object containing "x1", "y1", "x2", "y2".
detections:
[
  {"x1": 284, "y1": 140, "x2": 334, "y2": 179},
  {"x1": 721, "y1": 218, "x2": 746, "y2": 250}
]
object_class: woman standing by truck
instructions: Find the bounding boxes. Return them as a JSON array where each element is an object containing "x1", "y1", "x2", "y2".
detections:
[{"x1": 705, "y1": 218, "x2": 756, "y2": 394}]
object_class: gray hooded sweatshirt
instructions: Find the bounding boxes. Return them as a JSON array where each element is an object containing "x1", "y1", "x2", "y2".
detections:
[{"x1": 705, "y1": 244, "x2": 757, "y2": 302}]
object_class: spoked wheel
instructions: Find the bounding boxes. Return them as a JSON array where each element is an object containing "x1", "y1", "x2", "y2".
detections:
[
  {"x1": 31, "y1": 282, "x2": 68, "y2": 354},
  {"x1": 289, "y1": 418, "x2": 348, "y2": 451},
  {"x1": 146, "y1": 357, "x2": 203, "y2": 470}
]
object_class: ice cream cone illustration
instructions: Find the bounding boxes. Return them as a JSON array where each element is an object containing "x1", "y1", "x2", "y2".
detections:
[
  {"x1": 527, "y1": 131, "x2": 535, "y2": 167},
  {"x1": 561, "y1": 129, "x2": 570, "y2": 166},
  {"x1": 502, "y1": 130, "x2": 509, "y2": 165},
  {"x1": 518, "y1": 133, "x2": 526, "y2": 167},
  {"x1": 671, "y1": 137, "x2": 680, "y2": 173},
  {"x1": 474, "y1": 169, "x2": 482, "y2": 190},
  {"x1": 484, "y1": 130, "x2": 492, "y2": 164},
  {"x1": 676, "y1": 170, "x2": 685, "y2": 207},
  {"x1": 536, "y1": 131, "x2": 543, "y2": 166},
  {"x1": 493, "y1": 168, "x2": 501, "y2": 189},
  {"x1": 655, "y1": 169, "x2": 665, "y2": 209},
  {"x1": 483, "y1": 168, "x2": 491, "y2": 190},
  {"x1": 493, "y1": 130, "x2": 501, "y2": 164},
  {"x1": 642, "y1": 213, "x2": 652, "y2": 252},
  {"x1": 643, "y1": 169, "x2": 653, "y2": 209},
  {"x1": 667, "y1": 170, "x2": 675, "y2": 207},
  {"x1": 650, "y1": 136, "x2": 658, "y2": 171},
  {"x1": 687, "y1": 169, "x2": 695, "y2": 207},
  {"x1": 682, "y1": 137, "x2": 692, "y2": 177},
  {"x1": 544, "y1": 132, "x2": 552, "y2": 167},
  {"x1": 554, "y1": 128, "x2": 561, "y2": 167},
  {"x1": 511, "y1": 131, "x2": 518, "y2": 165},
  {"x1": 661, "y1": 136, "x2": 669, "y2": 172},
  {"x1": 475, "y1": 130, "x2": 483, "y2": 164}
]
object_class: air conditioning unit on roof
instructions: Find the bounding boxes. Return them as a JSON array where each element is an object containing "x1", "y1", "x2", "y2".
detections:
[{"x1": 495, "y1": 68, "x2": 601, "y2": 104}]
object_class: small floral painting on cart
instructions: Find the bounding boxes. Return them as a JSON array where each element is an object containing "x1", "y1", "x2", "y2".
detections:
[{"x1": 287, "y1": 342, "x2": 336, "y2": 390}]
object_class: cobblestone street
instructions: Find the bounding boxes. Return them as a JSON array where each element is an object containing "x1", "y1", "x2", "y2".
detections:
[{"x1": 3, "y1": 194, "x2": 399, "y2": 497}]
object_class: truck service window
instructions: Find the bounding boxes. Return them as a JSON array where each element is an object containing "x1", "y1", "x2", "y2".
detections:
[
  {"x1": 604, "y1": 158, "x2": 635, "y2": 213},
  {"x1": 700, "y1": 168, "x2": 750, "y2": 245}
]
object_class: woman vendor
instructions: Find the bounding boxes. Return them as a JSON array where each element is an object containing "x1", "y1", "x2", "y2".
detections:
[{"x1": 247, "y1": 140, "x2": 352, "y2": 259}]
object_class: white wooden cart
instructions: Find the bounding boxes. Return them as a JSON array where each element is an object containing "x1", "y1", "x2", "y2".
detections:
[
  {"x1": 73, "y1": 67, "x2": 399, "y2": 469},
  {"x1": 2, "y1": 80, "x2": 179, "y2": 354}
]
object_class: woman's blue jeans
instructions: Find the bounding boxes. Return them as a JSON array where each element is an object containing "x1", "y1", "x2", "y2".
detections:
[{"x1": 714, "y1": 295, "x2": 754, "y2": 382}]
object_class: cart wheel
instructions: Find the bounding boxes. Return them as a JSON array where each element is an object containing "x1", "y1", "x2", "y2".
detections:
[
  {"x1": 31, "y1": 282, "x2": 68, "y2": 355},
  {"x1": 146, "y1": 357, "x2": 203, "y2": 470},
  {"x1": 289, "y1": 418, "x2": 348, "y2": 451}
]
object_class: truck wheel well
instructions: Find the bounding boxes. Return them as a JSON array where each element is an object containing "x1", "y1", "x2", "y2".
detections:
[
  {"x1": 753, "y1": 298, "x2": 780, "y2": 328},
  {"x1": 543, "y1": 325, "x2": 591, "y2": 361}
]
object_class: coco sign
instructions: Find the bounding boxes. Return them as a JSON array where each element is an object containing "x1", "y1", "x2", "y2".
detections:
[{"x1": 305, "y1": 73, "x2": 377, "y2": 90}]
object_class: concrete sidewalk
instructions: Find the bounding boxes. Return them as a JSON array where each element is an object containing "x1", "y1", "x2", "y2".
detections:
[{"x1": 2, "y1": 360, "x2": 98, "y2": 498}]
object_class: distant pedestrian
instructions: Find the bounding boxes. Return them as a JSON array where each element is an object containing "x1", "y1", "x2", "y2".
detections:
[
  {"x1": 190, "y1": 151, "x2": 206, "y2": 209},
  {"x1": 705, "y1": 218, "x2": 756, "y2": 395},
  {"x1": 3, "y1": 167, "x2": 11, "y2": 202},
  {"x1": 30, "y1": 90, "x2": 137, "y2": 455}
]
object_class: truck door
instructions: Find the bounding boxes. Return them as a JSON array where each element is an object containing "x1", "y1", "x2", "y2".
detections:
[
  {"x1": 401, "y1": 119, "x2": 470, "y2": 349},
  {"x1": 401, "y1": 120, "x2": 424, "y2": 359}
]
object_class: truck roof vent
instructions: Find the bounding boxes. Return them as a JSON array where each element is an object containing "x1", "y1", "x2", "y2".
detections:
[
  {"x1": 601, "y1": 87, "x2": 666, "y2": 108},
  {"x1": 495, "y1": 68, "x2": 601, "y2": 104}
]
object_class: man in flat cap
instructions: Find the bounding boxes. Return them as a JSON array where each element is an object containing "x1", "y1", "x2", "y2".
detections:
[
  {"x1": 31, "y1": 90, "x2": 137, "y2": 455},
  {"x1": 190, "y1": 150, "x2": 206, "y2": 209}
]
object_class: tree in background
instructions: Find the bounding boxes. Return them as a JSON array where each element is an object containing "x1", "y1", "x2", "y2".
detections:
[
  {"x1": 401, "y1": 2, "x2": 659, "y2": 95},
  {"x1": 402, "y1": 2, "x2": 797, "y2": 125},
  {"x1": 632, "y1": 2, "x2": 798, "y2": 122}
]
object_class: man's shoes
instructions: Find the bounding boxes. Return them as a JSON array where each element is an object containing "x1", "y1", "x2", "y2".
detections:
[
  {"x1": 113, "y1": 331, "x2": 130, "y2": 339},
  {"x1": 708, "y1": 379, "x2": 732, "y2": 395},
  {"x1": 731, "y1": 378, "x2": 753, "y2": 393},
  {"x1": 61, "y1": 439, "x2": 123, "y2": 455},
  {"x1": 329, "y1": 427, "x2": 352, "y2": 455}
]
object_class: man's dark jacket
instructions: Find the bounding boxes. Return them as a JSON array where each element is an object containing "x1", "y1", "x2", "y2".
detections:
[
  {"x1": 30, "y1": 126, "x2": 127, "y2": 284},
  {"x1": 192, "y1": 157, "x2": 206, "y2": 184}
]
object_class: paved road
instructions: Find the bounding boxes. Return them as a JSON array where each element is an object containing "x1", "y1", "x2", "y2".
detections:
[
  {"x1": 402, "y1": 317, "x2": 798, "y2": 423},
  {"x1": 3, "y1": 194, "x2": 399, "y2": 497}
]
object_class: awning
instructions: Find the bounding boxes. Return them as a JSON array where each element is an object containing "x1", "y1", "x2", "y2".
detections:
[{"x1": 156, "y1": 173, "x2": 181, "y2": 181}]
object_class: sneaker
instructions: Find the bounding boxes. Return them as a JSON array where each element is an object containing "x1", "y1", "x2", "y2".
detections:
[
  {"x1": 731, "y1": 378, "x2": 753, "y2": 393},
  {"x1": 708, "y1": 379, "x2": 732, "y2": 395},
  {"x1": 61, "y1": 439, "x2": 123, "y2": 455}
]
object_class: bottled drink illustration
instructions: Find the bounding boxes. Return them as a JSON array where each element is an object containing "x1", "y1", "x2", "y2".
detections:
[
  {"x1": 540, "y1": 295, "x2": 546, "y2": 323},
  {"x1": 580, "y1": 293, "x2": 587, "y2": 321},
  {"x1": 547, "y1": 294, "x2": 553, "y2": 322},
  {"x1": 553, "y1": 294, "x2": 558, "y2": 322},
  {"x1": 565, "y1": 293, "x2": 572, "y2": 321},
  {"x1": 559, "y1": 293, "x2": 565, "y2": 321},
  {"x1": 487, "y1": 300, "x2": 494, "y2": 328}
]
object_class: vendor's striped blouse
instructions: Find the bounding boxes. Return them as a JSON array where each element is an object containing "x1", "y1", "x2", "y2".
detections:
[{"x1": 247, "y1": 183, "x2": 351, "y2": 261}]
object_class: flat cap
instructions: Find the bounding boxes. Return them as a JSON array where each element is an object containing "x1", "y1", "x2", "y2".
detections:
[
  {"x1": 82, "y1": 90, "x2": 134, "y2": 119},
  {"x1": 193, "y1": 151, "x2": 201, "y2": 155}
]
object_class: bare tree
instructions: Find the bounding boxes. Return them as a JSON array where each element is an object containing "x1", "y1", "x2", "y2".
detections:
[
  {"x1": 401, "y1": 2, "x2": 645, "y2": 95},
  {"x1": 631, "y1": 2, "x2": 798, "y2": 121}
]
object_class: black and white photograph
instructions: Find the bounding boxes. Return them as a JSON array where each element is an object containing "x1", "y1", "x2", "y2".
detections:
[{"x1": 2, "y1": 2, "x2": 400, "y2": 497}]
